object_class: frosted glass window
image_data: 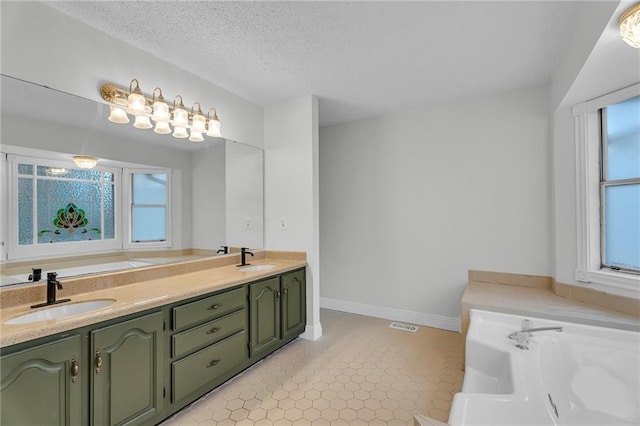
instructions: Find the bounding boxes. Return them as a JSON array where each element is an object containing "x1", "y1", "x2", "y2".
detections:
[
  {"x1": 17, "y1": 162, "x2": 115, "y2": 246},
  {"x1": 132, "y1": 207, "x2": 167, "y2": 242},
  {"x1": 131, "y1": 172, "x2": 168, "y2": 242},
  {"x1": 17, "y1": 178, "x2": 33, "y2": 245},
  {"x1": 605, "y1": 96, "x2": 640, "y2": 181},
  {"x1": 601, "y1": 95, "x2": 640, "y2": 272},
  {"x1": 604, "y1": 185, "x2": 640, "y2": 270}
]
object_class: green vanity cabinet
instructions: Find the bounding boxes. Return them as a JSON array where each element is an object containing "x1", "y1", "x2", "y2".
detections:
[
  {"x1": 250, "y1": 268, "x2": 306, "y2": 359},
  {"x1": 169, "y1": 286, "x2": 248, "y2": 407},
  {"x1": 91, "y1": 311, "x2": 164, "y2": 426},
  {"x1": 281, "y1": 268, "x2": 306, "y2": 341},
  {"x1": 249, "y1": 276, "x2": 282, "y2": 357},
  {"x1": 0, "y1": 335, "x2": 82, "y2": 426}
]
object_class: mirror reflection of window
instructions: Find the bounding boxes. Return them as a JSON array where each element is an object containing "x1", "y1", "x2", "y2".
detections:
[{"x1": 131, "y1": 173, "x2": 168, "y2": 242}]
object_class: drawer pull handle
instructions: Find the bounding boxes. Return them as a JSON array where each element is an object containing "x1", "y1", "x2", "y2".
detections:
[
  {"x1": 70, "y1": 358, "x2": 80, "y2": 383},
  {"x1": 207, "y1": 358, "x2": 221, "y2": 368},
  {"x1": 207, "y1": 327, "x2": 221, "y2": 335},
  {"x1": 95, "y1": 351, "x2": 103, "y2": 374},
  {"x1": 208, "y1": 303, "x2": 222, "y2": 310}
]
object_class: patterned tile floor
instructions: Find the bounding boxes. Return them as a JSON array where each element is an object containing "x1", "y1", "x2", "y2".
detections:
[{"x1": 162, "y1": 309, "x2": 463, "y2": 425}]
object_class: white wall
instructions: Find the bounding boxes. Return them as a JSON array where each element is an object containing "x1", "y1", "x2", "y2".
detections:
[
  {"x1": 191, "y1": 141, "x2": 226, "y2": 250},
  {"x1": 319, "y1": 86, "x2": 552, "y2": 329},
  {"x1": 226, "y1": 141, "x2": 264, "y2": 249},
  {"x1": 264, "y1": 95, "x2": 321, "y2": 340}
]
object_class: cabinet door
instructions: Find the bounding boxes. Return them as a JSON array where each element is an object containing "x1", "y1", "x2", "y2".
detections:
[
  {"x1": 91, "y1": 311, "x2": 164, "y2": 426},
  {"x1": 281, "y1": 269, "x2": 306, "y2": 341},
  {"x1": 249, "y1": 277, "x2": 281, "y2": 357},
  {"x1": 1, "y1": 335, "x2": 81, "y2": 426}
]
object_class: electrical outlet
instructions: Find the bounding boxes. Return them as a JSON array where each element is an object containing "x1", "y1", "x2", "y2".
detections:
[{"x1": 280, "y1": 217, "x2": 287, "y2": 230}]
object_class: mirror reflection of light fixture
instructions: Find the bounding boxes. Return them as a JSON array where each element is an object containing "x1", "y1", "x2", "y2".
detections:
[
  {"x1": 620, "y1": 2, "x2": 640, "y2": 48},
  {"x1": 99, "y1": 80, "x2": 223, "y2": 142},
  {"x1": 73, "y1": 156, "x2": 98, "y2": 169},
  {"x1": 46, "y1": 167, "x2": 68, "y2": 176}
]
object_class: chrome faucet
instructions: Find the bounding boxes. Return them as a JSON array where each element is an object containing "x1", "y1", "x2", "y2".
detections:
[
  {"x1": 31, "y1": 272, "x2": 71, "y2": 308},
  {"x1": 237, "y1": 247, "x2": 254, "y2": 267},
  {"x1": 508, "y1": 319, "x2": 563, "y2": 350}
]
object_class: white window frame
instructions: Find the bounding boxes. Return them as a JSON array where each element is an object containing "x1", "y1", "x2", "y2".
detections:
[
  {"x1": 573, "y1": 82, "x2": 640, "y2": 298},
  {"x1": 2, "y1": 152, "x2": 173, "y2": 261},
  {"x1": 122, "y1": 168, "x2": 172, "y2": 250},
  {"x1": 6, "y1": 154, "x2": 122, "y2": 260}
]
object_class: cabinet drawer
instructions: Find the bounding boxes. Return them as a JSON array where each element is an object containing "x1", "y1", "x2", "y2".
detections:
[
  {"x1": 172, "y1": 309, "x2": 246, "y2": 359},
  {"x1": 173, "y1": 287, "x2": 246, "y2": 330},
  {"x1": 172, "y1": 331, "x2": 247, "y2": 402}
]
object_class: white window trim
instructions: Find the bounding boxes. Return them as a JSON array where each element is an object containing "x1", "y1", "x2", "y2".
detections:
[
  {"x1": 573, "y1": 82, "x2": 640, "y2": 299},
  {"x1": 122, "y1": 168, "x2": 172, "y2": 250}
]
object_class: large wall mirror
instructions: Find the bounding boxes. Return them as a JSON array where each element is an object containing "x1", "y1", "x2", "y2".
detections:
[{"x1": 0, "y1": 75, "x2": 264, "y2": 286}]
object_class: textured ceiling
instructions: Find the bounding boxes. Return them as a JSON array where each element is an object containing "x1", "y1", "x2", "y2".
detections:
[{"x1": 45, "y1": 1, "x2": 582, "y2": 127}]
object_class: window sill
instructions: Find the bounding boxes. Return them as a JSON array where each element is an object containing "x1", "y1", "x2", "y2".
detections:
[{"x1": 575, "y1": 268, "x2": 640, "y2": 299}]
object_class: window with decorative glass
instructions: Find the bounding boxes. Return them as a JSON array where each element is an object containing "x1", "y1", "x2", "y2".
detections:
[{"x1": 4, "y1": 154, "x2": 171, "y2": 260}]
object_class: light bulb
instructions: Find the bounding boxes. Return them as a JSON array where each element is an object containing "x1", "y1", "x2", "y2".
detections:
[
  {"x1": 154, "y1": 120, "x2": 171, "y2": 134},
  {"x1": 108, "y1": 106, "x2": 129, "y2": 124},
  {"x1": 134, "y1": 114, "x2": 152, "y2": 129},
  {"x1": 173, "y1": 126, "x2": 188, "y2": 138},
  {"x1": 173, "y1": 107, "x2": 188, "y2": 128},
  {"x1": 189, "y1": 130, "x2": 204, "y2": 142},
  {"x1": 152, "y1": 100, "x2": 170, "y2": 122},
  {"x1": 207, "y1": 118, "x2": 222, "y2": 137}
]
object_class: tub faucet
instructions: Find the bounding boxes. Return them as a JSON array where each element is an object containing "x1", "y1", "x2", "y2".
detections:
[
  {"x1": 237, "y1": 247, "x2": 254, "y2": 267},
  {"x1": 217, "y1": 246, "x2": 229, "y2": 255},
  {"x1": 508, "y1": 325, "x2": 563, "y2": 350},
  {"x1": 31, "y1": 272, "x2": 71, "y2": 308}
]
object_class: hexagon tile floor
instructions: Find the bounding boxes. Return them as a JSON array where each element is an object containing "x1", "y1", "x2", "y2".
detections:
[{"x1": 162, "y1": 308, "x2": 463, "y2": 425}]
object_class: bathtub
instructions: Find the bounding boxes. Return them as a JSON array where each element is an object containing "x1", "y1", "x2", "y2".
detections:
[
  {"x1": 8, "y1": 260, "x2": 153, "y2": 282},
  {"x1": 449, "y1": 309, "x2": 640, "y2": 426}
]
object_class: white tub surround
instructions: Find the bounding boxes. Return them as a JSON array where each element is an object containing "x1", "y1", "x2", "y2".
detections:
[{"x1": 449, "y1": 309, "x2": 640, "y2": 426}]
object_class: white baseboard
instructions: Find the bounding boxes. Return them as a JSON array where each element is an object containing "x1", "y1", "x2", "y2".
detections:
[
  {"x1": 320, "y1": 297, "x2": 461, "y2": 332},
  {"x1": 300, "y1": 323, "x2": 323, "y2": 341}
]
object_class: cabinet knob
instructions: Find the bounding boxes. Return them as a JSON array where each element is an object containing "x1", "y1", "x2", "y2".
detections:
[
  {"x1": 207, "y1": 358, "x2": 221, "y2": 368},
  {"x1": 283, "y1": 289, "x2": 288, "y2": 297},
  {"x1": 95, "y1": 351, "x2": 103, "y2": 374},
  {"x1": 206, "y1": 327, "x2": 221, "y2": 335},
  {"x1": 70, "y1": 358, "x2": 80, "y2": 383},
  {"x1": 208, "y1": 303, "x2": 222, "y2": 310}
]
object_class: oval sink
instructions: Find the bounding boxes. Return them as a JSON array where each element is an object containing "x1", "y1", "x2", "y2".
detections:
[
  {"x1": 238, "y1": 264, "x2": 277, "y2": 273},
  {"x1": 5, "y1": 299, "x2": 116, "y2": 325}
]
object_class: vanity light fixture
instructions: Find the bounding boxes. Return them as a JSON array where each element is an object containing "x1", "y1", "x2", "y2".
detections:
[
  {"x1": 73, "y1": 156, "x2": 98, "y2": 169},
  {"x1": 100, "y1": 79, "x2": 223, "y2": 142},
  {"x1": 620, "y1": 2, "x2": 640, "y2": 48}
]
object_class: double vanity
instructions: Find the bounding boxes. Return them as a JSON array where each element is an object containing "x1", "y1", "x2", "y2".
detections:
[{"x1": 0, "y1": 250, "x2": 307, "y2": 425}]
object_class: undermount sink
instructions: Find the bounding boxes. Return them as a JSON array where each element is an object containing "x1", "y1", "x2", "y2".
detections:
[
  {"x1": 4, "y1": 299, "x2": 116, "y2": 325},
  {"x1": 238, "y1": 264, "x2": 277, "y2": 273}
]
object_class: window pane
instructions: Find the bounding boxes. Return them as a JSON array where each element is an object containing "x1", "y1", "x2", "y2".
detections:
[
  {"x1": 36, "y1": 180, "x2": 102, "y2": 243},
  {"x1": 104, "y1": 183, "x2": 115, "y2": 239},
  {"x1": 132, "y1": 207, "x2": 166, "y2": 241},
  {"x1": 606, "y1": 95, "x2": 640, "y2": 181},
  {"x1": 604, "y1": 184, "x2": 640, "y2": 270},
  {"x1": 133, "y1": 173, "x2": 167, "y2": 204},
  {"x1": 18, "y1": 164, "x2": 33, "y2": 175},
  {"x1": 18, "y1": 177, "x2": 33, "y2": 245}
]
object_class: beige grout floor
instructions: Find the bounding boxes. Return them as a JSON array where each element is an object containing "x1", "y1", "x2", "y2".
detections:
[{"x1": 162, "y1": 308, "x2": 463, "y2": 425}]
